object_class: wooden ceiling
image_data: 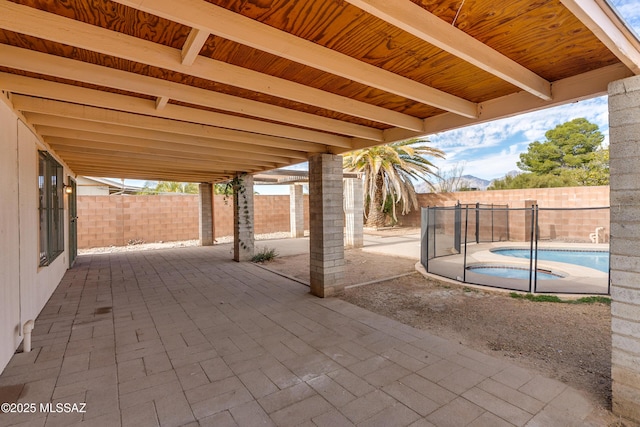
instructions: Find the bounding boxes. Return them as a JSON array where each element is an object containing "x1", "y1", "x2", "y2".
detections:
[{"x1": 0, "y1": 0, "x2": 638, "y2": 182}]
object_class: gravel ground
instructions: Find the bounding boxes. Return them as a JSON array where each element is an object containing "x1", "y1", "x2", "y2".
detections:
[{"x1": 78, "y1": 233, "x2": 292, "y2": 254}]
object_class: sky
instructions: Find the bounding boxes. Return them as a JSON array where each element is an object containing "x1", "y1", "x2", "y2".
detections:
[{"x1": 124, "y1": 0, "x2": 640, "y2": 194}]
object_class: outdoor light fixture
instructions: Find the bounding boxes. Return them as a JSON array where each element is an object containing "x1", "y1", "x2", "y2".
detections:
[{"x1": 63, "y1": 183, "x2": 73, "y2": 194}]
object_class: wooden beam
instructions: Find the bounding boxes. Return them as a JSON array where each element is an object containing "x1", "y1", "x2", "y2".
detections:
[
  {"x1": 42, "y1": 134, "x2": 288, "y2": 167},
  {"x1": 561, "y1": 0, "x2": 640, "y2": 75},
  {"x1": 109, "y1": 0, "x2": 479, "y2": 118},
  {"x1": 0, "y1": 44, "x2": 378, "y2": 141},
  {"x1": 0, "y1": 1, "x2": 422, "y2": 131},
  {"x1": 343, "y1": 0, "x2": 552, "y2": 100},
  {"x1": 36, "y1": 126, "x2": 302, "y2": 166},
  {"x1": 48, "y1": 145, "x2": 278, "y2": 171},
  {"x1": 14, "y1": 96, "x2": 328, "y2": 155},
  {"x1": 69, "y1": 168, "x2": 230, "y2": 183},
  {"x1": 1, "y1": 74, "x2": 349, "y2": 148},
  {"x1": 26, "y1": 114, "x2": 308, "y2": 161},
  {"x1": 14, "y1": 96, "x2": 325, "y2": 154},
  {"x1": 50, "y1": 147, "x2": 265, "y2": 172},
  {"x1": 155, "y1": 96, "x2": 169, "y2": 110},
  {"x1": 181, "y1": 27, "x2": 209, "y2": 65},
  {"x1": 67, "y1": 165, "x2": 230, "y2": 182}
]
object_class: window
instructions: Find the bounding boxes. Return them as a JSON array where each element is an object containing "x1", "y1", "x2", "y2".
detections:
[{"x1": 38, "y1": 152, "x2": 64, "y2": 266}]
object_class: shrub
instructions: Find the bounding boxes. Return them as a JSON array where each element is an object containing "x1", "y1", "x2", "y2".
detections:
[{"x1": 251, "y1": 247, "x2": 278, "y2": 263}]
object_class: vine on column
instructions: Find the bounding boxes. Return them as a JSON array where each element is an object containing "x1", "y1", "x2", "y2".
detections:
[{"x1": 231, "y1": 175, "x2": 252, "y2": 250}]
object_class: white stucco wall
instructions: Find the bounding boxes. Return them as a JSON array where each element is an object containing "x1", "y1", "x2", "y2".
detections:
[
  {"x1": 0, "y1": 97, "x2": 71, "y2": 373},
  {"x1": 0, "y1": 95, "x2": 21, "y2": 374}
]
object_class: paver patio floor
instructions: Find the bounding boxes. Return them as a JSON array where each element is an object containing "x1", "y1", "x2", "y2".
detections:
[{"x1": 0, "y1": 245, "x2": 603, "y2": 426}]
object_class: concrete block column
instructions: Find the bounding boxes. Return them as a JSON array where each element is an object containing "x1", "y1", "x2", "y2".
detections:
[
  {"x1": 233, "y1": 173, "x2": 255, "y2": 262},
  {"x1": 290, "y1": 184, "x2": 304, "y2": 238},
  {"x1": 344, "y1": 178, "x2": 363, "y2": 248},
  {"x1": 309, "y1": 154, "x2": 345, "y2": 297},
  {"x1": 198, "y1": 183, "x2": 214, "y2": 246},
  {"x1": 609, "y1": 75, "x2": 640, "y2": 423}
]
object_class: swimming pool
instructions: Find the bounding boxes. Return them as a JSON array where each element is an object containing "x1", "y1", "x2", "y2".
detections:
[
  {"x1": 467, "y1": 265, "x2": 562, "y2": 280},
  {"x1": 492, "y1": 248, "x2": 609, "y2": 272}
]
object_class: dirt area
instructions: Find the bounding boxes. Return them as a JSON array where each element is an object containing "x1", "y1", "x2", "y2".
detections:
[
  {"x1": 78, "y1": 232, "x2": 292, "y2": 255},
  {"x1": 268, "y1": 249, "x2": 417, "y2": 285},
  {"x1": 267, "y1": 248, "x2": 619, "y2": 421}
]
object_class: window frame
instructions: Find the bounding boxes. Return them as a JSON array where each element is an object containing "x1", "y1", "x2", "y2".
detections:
[{"x1": 38, "y1": 151, "x2": 64, "y2": 266}]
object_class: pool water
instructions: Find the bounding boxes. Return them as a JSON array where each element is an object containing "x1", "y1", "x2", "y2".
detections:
[
  {"x1": 467, "y1": 266, "x2": 560, "y2": 280},
  {"x1": 492, "y1": 248, "x2": 609, "y2": 272}
]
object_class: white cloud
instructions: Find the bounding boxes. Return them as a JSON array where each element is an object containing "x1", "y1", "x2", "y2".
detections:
[
  {"x1": 428, "y1": 96, "x2": 609, "y2": 179},
  {"x1": 610, "y1": 0, "x2": 640, "y2": 31},
  {"x1": 452, "y1": 141, "x2": 530, "y2": 180}
]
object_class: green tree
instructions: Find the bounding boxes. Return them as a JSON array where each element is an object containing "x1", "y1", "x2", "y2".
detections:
[
  {"x1": 517, "y1": 118, "x2": 604, "y2": 175},
  {"x1": 214, "y1": 183, "x2": 233, "y2": 195},
  {"x1": 343, "y1": 139, "x2": 444, "y2": 227},
  {"x1": 156, "y1": 182, "x2": 199, "y2": 194},
  {"x1": 488, "y1": 172, "x2": 577, "y2": 190},
  {"x1": 568, "y1": 147, "x2": 609, "y2": 186},
  {"x1": 138, "y1": 181, "x2": 199, "y2": 194},
  {"x1": 137, "y1": 181, "x2": 157, "y2": 195},
  {"x1": 491, "y1": 118, "x2": 609, "y2": 190}
]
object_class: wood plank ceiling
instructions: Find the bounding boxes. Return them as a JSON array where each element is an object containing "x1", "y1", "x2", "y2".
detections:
[{"x1": 0, "y1": 0, "x2": 638, "y2": 183}]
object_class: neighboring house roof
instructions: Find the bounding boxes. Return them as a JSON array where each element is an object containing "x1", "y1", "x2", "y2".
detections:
[
  {"x1": 0, "y1": 0, "x2": 638, "y2": 183},
  {"x1": 78, "y1": 176, "x2": 143, "y2": 195}
]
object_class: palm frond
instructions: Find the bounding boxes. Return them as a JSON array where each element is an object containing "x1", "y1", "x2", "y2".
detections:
[{"x1": 343, "y1": 138, "x2": 445, "y2": 226}]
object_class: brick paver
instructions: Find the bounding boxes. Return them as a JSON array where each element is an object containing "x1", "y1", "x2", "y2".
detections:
[{"x1": 0, "y1": 245, "x2": 602, "y2": 426}]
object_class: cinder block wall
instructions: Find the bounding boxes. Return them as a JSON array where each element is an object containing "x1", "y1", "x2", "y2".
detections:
[
  {"x1": 399, "y1": 186, "x2": 609, "y2": 226},
  {"x1": 77, "y1": 195, "x2": 200, "y2": 248},
  {"x1": 213, "y1": 195, "x2": 234, "y2": 238},
  {"x1": 255, "y1": 195, "x2": 291, "y2": 234},
  {"x1": 398, "y1": 186, "x2": 610, "y2": 242},
  {"x1": 78, "y1": 187, "x2": 608, "y2": 249},
  {"x1": 78, "y1": 194, "x2": 310, "y2": 249},
  {"x1": 212, "y1": 195, "x2": 308, "y2": 239}
]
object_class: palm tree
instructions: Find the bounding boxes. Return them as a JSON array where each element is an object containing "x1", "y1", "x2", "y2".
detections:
[{"x1": 343, "y1": 139, "x2": 444, "y2": 228}]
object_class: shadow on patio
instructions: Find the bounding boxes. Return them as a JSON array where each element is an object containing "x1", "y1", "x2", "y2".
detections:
[{"x1": 0, "y1": 245, "x2": 604, "y2": 426}]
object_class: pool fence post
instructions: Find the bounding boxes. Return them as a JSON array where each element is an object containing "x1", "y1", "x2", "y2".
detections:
[
  {"x1": 491, "y1": 203, "x2": 494, "y2": 242},
  {"x1": 421, "y1": 207, "x2": 428, "y2": 270},
  {"x1": 475, "y1": 202, "x2": 480, "y2": 244},
  {"x1": 462, "y1": 205, "x2": 469, "y2": 283},
  {"x1": 506, "y1": 204, "x2": 510, "y2": 241},
  {"x1": 533, "y1": 205, "x2": 539, "y2": 293},
  {"x1": 454, "y1": 202, "x2": 461, "y2": 253},
  {"x1": 528, "y1": 205, "x2": 536, "y2": 293}
]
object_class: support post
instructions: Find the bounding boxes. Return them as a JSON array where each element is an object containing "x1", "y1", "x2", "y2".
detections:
[
  {"x1": 290, "y1": 184, "x2": 304, "y2": 238},
  {"x1": 609, "y1": 75, "x2": 640, "y2": 423},
  {"x1": 344, "y1": 177, "x2": 363, "y2": 248},
  {"x1": 198, "y1": 182, "x2": 214, "y2": 246},
  {"x1": 309, "y1": 154, "x2": 344, "y2": 297},
  {"x1": 233, "y1": 173, "x2": 254, "y2": 262}
]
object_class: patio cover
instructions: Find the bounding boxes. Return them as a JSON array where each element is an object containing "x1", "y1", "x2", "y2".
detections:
[{"x1": 0, "y1": 0, "x2": 639, "y2": 183}]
